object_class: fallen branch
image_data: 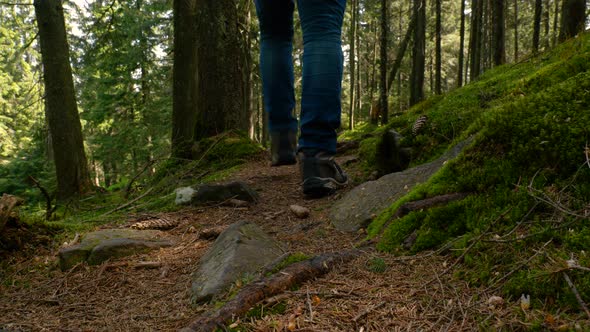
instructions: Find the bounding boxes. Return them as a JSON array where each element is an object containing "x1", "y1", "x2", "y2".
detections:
[
  {"x1": 484, "y1": 239, "x2": 552, "y2": 293},
  {"x1": 366, "y1": 192, "x2": 470, "y2": 246},
  {"x1": 124, "y1": 158, "x2": 162, "y2": 199},
  {"x1": 28, "y1": 176, "x2": 55, "y2": 220},
  {"x1": 424, "y1": 208, "x2": 511, "y2": 286},
  {"x1": 352, "y1": 301, "x2": 386, "y2": 322},
  {"x1": 180, "y1": 249, "x2": 361, "y2": 332},
  {"x1": 97, "y1": 187, "x2": 154, "y2": 219},
  {"x1": 564, "y1": 272, "x2": 590, "y2": 319},
  {"x1": 103, "y1": 261, "x2": 162, "y2": 270}
]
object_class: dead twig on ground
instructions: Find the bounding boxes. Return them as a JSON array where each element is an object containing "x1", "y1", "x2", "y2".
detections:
[
  {"x1": 424, "y1": 208, "x2": 511, "y2": 286},
  {"x1": 563, "y1": 272, "x2": 590, "y2": 319},
  {"x1": 352, "y1": 301, "x2": 386, "y2": 322},
  {"x1": 180, "y1": 249, "x2": 361, "y2": 332},
  {"x1": 124, "y1": 158, "x2": 165, "y2": 199},
  {"x1": 97, "y1": 187, "x2": 154, "y2": 219},
  {"x1": 484, "y1": 239, "x2": 553, "y2": 294}
]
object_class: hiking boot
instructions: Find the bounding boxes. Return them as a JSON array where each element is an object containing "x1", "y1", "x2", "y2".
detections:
[
  {"x1": 298, "y1": 150, "x2": 348, "y2": 198},
  {"x1": 270, "y1": 131, "x2": 297, "y2": 166}
]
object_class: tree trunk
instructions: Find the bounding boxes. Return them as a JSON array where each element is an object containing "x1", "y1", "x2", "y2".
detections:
[
  {"x1": 369, "y1": 22, "x2": 379, "y2": 125},
  {"x1": 355, "y1": 5, "x2": 362, "y2": 125},
  {"x1": 349, "y1": 0, "x2": 357, "y2": 130},
  {"x1": 194, "y1": 1, "x2": 249, "y2": 141},
  {"x1": 380, "y1": 0, "x2": 389, "y2": 124},
  {"x1": 435, "y1": 0, "x2": 442, "y2": 94},
  {"x1": 552, "y1": 0, "x2": 560, "y2": 46},
  {"x1": 410, "y1": 0, "x2": 426, "y2": 106},
  {"x1": 542, "y1": 0, "x2": 550, "y2": 49},
  {"x1": 558, "y1": 0, "x2": 586, "y2": 42},
  {"x1": 458, "y1": 0, "x2": 466, "y2": 87},
  {"x1": 370, "y1": 12, "x2": 416, "y2": 119},
  {"x1": 492, "y1": 0, "x2": 506, "y2": 66},
  {"x1": 33, "y1": 0, "x2": 91, "y2": 202},
  {"x1": 171, "y1": 0, "x2": 199, "y2": 160},
  {"x1": 469, "y1": 0, "x2": 483, "y2": 80},
  {"x1": 533, "y1": 0, "x2": 543, "y2": 52},
  {"x1": 513, "y1": 0, "x2": 518, "y2": 61}
]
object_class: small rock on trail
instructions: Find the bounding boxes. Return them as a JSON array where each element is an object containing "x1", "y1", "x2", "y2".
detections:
[{"x1": 289, "y1": 205, "x2": 310, "y2": 219}]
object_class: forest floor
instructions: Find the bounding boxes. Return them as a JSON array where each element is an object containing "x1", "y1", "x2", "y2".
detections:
[{"x1": 0, "y1": 158, "x2": 547, "y2": 331}]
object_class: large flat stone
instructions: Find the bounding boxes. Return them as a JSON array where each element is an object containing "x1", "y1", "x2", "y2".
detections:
[
  {"x1": 330, "y1": 139, "x2": 472, "y2": 232},
  {"x1": 191, "y1": 221, "x2": 283, "y2": 303},
  {"x1": 58, "y1": 229, "x2": 171, "y2": 270}
]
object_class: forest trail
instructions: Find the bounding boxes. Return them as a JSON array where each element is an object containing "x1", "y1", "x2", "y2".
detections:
[{"x1": 1, "y1": 158, "x2": 495, "y2": 331}]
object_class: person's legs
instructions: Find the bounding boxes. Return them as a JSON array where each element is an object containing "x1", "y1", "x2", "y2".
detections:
[
  {"x1": 296, "y1": 0, "x2": 348, "y2": 197},
  {"x1": 254, "y1": 0, "x2": 298, "y2": 166},
  {"x1": 296, "y1": 0, "x2": 346, "y2": 155}
]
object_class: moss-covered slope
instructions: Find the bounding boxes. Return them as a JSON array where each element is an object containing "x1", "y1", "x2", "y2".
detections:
[{"x1": 356, "y1": 33, "x2": 590, "y2": 316}]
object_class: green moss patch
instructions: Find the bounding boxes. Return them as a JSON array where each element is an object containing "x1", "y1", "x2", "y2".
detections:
[{"x1": 356, "y1": 32, "x2": 590, "y2": 314}]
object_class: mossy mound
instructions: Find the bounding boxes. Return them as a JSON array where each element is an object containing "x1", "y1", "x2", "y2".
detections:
[{"x1": 351, "y1": 33, "x2": 590, "y2": 316}]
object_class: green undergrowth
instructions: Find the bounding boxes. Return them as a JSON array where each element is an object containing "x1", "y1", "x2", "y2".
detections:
[
  {"x1": 10, "y1": 132, "x2": 264, "y2": 249},
  {"x1": 347, "y1": 33, "x2": 590, "y2": 318}
]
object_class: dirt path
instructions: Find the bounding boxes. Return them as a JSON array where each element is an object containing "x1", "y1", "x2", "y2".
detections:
[{"x1": 0, "y1": 159, "x2": 495, "y2": 331}]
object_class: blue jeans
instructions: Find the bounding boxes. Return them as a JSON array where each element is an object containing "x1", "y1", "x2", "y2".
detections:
[{"x1": 254, "y1": 0, "x2": 346, "y2": 154}]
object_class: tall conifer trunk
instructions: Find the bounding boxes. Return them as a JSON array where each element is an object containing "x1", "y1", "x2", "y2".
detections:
[
  {"x1": 492, "y1": 0, "x2": 506, "y2": 66},
  {"x1": 435, "y1": 0, "x2": 442, "y2": 94},
  {"x1": 533, "y1": 0, "x2": 543, "y2": 52},
  {"x1": 558, "y1": 0, "x2": 586, "y2": 42},
  {"x1": 349, "y1": 0, "x2": 357, "y2": 129},
  {"x1": 171, "y1": 0, "x2": 198, "y2": 160},
  {"x1": 458, "y1": 0, "x2": 466, "y2": 87},
  {"x1": 193, "y1": 1, "x2": 248, "y2": 141},
  {"x1": 410, "y1": 0, "x2": 426, "y2": 106},
  {"x1": 34, "y1": 0, "x2": 91, "y2": 201},
  {"x1": 380, "y1": 0, "x2": 389, "y2": 124}
]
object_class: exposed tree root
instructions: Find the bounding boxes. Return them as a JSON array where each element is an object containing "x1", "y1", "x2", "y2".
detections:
[
  {"x1": 180, "y1": 249, "x2": 362, "y2": 332},
  {"x1": 364, "y1": 192, "x2": 470, "y2": 246}
]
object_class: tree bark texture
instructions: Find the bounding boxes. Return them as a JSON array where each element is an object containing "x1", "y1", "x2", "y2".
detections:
[
  {"x1": 171, "y1": 0, "x2": 199, "y2": 160},
  {"x1": 435, "y1": 0, "x2": 442, "y2": 94},
  {"x1": 492, "y1": 0, "x2": 506, "y2": 66},
  {"x1": 558, "y1": 0, "x2": 586, "y2": 42},
  {"x1": 410, "y1": 0, "x2": 426, "y2": 106},
  {"x1": 458, "y1": 0, "x2": 466, "y2": 87},
  {"x1": 533, "y1": 0, "x2": 543, "y2": 52},
  {"x1": 380, "y1": 0, "x2": 389, "y2": 124},
  {"x1": 469, "y1": 0, "x2": 483, "y2": 80},
  {"x1": 34, "y1": 0, "x2": 91, "y2": 201},
  {"x1": 193, "y1": 0, "x2": 249, "y2": 141},
  {"x1": 349, "y1": 0, "x2": 357, "y2": 130},
  {"x1": 513, "y1": 0, "x2": 519, "y2": 61}
]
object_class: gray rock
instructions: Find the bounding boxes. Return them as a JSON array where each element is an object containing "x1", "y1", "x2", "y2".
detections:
[
  {"x1": 330, "y1": 139, "x2": 473, "y2": 232},
  {"x1": 191, "y1": 221, "x2": 284, "y2": 303},
  {"x1": 58, "y1": 229, "x2": 172, "y2": 271},
  {"x1": 175, "y1": 181, "x2": 259, "y2": 206},
  {"x1": 87, "y1": 238, "x2": 171, "y2": 265}
]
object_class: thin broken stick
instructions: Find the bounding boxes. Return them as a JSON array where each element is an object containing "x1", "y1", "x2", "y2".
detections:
[
  {"x1": 563, "y1": 272, "x2": 590, "y2": 320},
  {"x1": 180, "y1": 249, "x2": 361, "y2": 332},
  {"x1": 352, "y1": 301, "x2": 386, "y2": 322}
]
